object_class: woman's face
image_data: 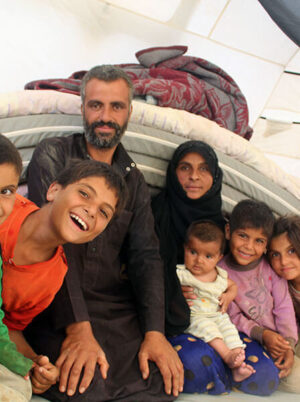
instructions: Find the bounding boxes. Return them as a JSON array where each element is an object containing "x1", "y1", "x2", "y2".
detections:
[{"x1": 176, "y1": 152, "x2": 213, "y2": 199}]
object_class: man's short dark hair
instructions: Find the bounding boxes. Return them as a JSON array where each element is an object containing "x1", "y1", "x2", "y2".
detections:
[
  {"x1": 273, "y1": 215, "x2": 300, "y2": 258},
  {"x1": 80, "y1": 65, "x2": 133, "y2": 104},
  {"x1": 0, "y1": 133, "x2": 23, "y2": 176},
  {"x1": 55, "y1": 159, "x2": 128, "y2": 216},
  {"x1": 185, "y1": 220, "x2": 225, "y2": 254},
  {"x1": 229, "y1": 199, "x2": 275, "y2": 241}
]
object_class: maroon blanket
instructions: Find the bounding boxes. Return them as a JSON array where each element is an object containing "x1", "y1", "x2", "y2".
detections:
[{"x1": 25, "y1": 46, "x2": 252, "y2": 139}]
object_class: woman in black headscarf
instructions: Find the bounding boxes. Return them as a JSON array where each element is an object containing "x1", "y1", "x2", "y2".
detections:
[
  {"x1": 152, "y1": 140, "x2": 279, "y2": 396},
  {"x1": 152, "y1": 140, "x2": 225, "y2": 336}
]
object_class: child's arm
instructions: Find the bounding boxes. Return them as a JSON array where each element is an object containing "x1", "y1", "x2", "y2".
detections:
[
  {"x1": 270, "y1": 269, "x2": 298, "y2": 348},
  {"x1": 227, "y1": 300, "x2": 261, "y2": 339},
  {"x1": 219, "y1": 278, "x2": 237, "y2": 313},
  {"x1": 9, "y1": 329, "x2": 58, "y2": 393},
  {"x1": 0, "y1": 318, "x2": 33, "y2": 377},
  {"x1": 9, "y1": 329, "x2": 37, "y2": 360}
]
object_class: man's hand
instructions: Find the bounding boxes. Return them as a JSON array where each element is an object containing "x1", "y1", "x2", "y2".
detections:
[
  {"x1": 181, "y1": 285, "x2": 196, "y2": 307},
  {"x1": 31, "y1": 355, "x2": 59, "y2": 394},
  {"x1": 138, "y1": 331, "x2": 184, "y2": 397},
  {"x1": 262, "y1": 329, "x2": 291, "y2": 358},
  {"x1": 55, "y1": 321, "x2": 109, "y2": 396},
  {"x1": 274, "y1": 349, "x2": 294, "y2": 378}
]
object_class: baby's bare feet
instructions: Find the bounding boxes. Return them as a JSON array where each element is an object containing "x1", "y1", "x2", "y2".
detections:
[
  {"x1": 224, "y1": 348, "x2": 245, "y2": 368},
  {"x1": 232, "y1": 362, "x2": 256, "y2": 382}
]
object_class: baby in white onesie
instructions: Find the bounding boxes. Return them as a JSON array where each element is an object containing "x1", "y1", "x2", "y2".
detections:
[{"x1": 177, "y1": 220, "x2": 255, "y2": 382}]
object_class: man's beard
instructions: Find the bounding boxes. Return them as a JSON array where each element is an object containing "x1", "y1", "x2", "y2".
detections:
[{"x1": 83, "y1": 116, "x2": 129, "y2": 149}]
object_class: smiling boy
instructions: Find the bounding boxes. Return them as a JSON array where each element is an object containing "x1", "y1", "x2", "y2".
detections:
[{"x1": 0, "y1": 158, "x2": 127, "y2": 394}]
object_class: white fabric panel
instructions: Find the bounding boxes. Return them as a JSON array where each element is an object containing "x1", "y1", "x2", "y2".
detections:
[
  {"x1": 264, "y1": 74, "x2": 300, "y2": 118},
  {"x1": 104, "y1": 0, "x2": 181, "y2": 21},
  {"x1": 287, "y1": 49, "x2": 300, "y2": 74},
  {"x1": 182, "y1": 0, "x2": 228, "y2": 37},
  {"x1": 252, "y1": 118, "x2": 300, "y2": 159},
  {"x1": 211, "y1": 0, "x2": 298, "y2": 64}
]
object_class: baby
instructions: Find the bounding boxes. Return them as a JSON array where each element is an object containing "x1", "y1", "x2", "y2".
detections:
[{"x1": 177, "y1": 220, "x2": 255, "y2": 382}]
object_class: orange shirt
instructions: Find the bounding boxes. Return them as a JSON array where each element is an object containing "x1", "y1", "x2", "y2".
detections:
[{"x1": 0, "y1": 194, "x2": 67, "y2": 331}]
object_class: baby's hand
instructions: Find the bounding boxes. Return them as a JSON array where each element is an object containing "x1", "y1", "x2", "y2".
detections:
[
  {"x1": 262, "y1": 330, "x2": 291, "y2": 358},
  {"x1": 31, "y1": 355, "x2": 59, "y2": 394}
]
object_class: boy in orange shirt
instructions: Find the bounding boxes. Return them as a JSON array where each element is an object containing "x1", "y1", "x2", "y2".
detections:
[{"x1": 0, "y1": 134, "x2": 127, "y2": 398}]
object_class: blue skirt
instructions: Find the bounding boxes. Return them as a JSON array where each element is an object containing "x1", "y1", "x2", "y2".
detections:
[{"x1": 169, "y1": 332, "x2": 280, "y2": 396}]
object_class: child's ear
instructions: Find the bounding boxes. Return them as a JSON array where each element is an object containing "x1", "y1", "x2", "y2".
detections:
[
  {"x1": 217, "y1": 254, "x2": 223, "y2": 263},
  {"x1": 46, "y1": 182, "x2": 62, "y2": 202},
  {"x1": 225, "y1": 223, "x2": 231, "y2": 240}
]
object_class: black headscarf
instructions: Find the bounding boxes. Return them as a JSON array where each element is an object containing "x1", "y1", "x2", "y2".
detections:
[{"x1": 152, "y1": 140, "x2": 225, "y2": 336}]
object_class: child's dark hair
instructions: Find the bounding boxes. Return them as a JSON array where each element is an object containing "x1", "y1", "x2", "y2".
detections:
[
  {"x1": 0, "y1": 134, "x2": 23, "y2": 176},
  {"x1": 229, "y1": 199, "x2": 275, "y2": 241},
  {"x1": 273, "y1": 215, "x2": 300, "y2": 258},
  {"x1": 55, "y1": 159, "x2": 128, "y2": 215},
  {"x1": 185, "y1": 220, "x2": 225, "y2": 254}
]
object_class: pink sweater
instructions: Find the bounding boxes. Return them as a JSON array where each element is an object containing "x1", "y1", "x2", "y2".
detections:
[
  {"x1": 289, "y1": 283, "x2": 300, "y2": 333},
  {"x1": 219, "y1": 255, "x2": 298, "y2": 346}
]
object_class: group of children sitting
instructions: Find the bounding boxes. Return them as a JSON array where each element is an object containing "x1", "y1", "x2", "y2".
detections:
[{"x1": 0, "y1": 132, "x2": 300, "y2": 399}]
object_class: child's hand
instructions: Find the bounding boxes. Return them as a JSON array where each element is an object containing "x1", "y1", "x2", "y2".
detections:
[
  {"x1": 274, "y1": 349, "x2": 294, "y2": 378},
  {"x1": 218, "y1": 292, "x2": 233, "y2": 313},
  {"x1": 31, "y1": 355, "x2": 59, "y2": 394},
  {"x1": 262, "y1": 329, "x2": 291, "y2": 358},
  {"x1": 181, "y1": 285, "x2": 196, "y2": 307},
  {"x1": 219, "y1": 279, "x2": 237, "y2": 313}
]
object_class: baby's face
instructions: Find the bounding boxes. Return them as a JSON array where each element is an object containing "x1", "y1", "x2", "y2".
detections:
[
  {"x1": 269, "y1": 232, "x2": 300, "y2": 282},
  {"x1": 184, "y1": 236, "x2": 222, "y2": 280},
  {"x1": 0, "y1": 163, "x2": 19, "y2": 225}
]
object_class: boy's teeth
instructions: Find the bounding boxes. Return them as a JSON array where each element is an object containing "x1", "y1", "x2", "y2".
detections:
[{"x1": 70, "y1": 213, "x2": 88, "y2": 231}]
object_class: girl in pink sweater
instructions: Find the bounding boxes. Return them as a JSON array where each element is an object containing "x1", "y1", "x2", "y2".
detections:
[
  {"x1": 219, "y1": 200, "x2": 300, "y2": 394},
  {"x1": 269, "y1": 216, "x2": 300, "y2": 372}
]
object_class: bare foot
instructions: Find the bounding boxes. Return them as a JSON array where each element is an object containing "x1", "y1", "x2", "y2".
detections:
[
  {"x1": 223, "y1": 348, "x2": 245, "y2": 368},
  {"x1": 232, "y1": 362, "x2": 256, "y2": 382}
]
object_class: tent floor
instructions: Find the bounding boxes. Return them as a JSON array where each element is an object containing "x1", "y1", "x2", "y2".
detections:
[{"x1": 31, "y1": 389, "x2": 298, "y2": 401}]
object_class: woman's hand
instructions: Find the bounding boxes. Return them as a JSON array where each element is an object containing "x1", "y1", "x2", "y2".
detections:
[{"x1": 181, "y1": 285, "x2": 196, "y2": 306}]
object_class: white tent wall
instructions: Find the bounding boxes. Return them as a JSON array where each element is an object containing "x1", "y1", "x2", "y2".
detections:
[{"x1": 0, "y1": 0, "x2": 299, "y2": 177}]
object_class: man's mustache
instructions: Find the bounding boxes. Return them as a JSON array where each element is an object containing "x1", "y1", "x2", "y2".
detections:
[{"x1": 91, "y1": 121, "x2": 120, "y2": 130}]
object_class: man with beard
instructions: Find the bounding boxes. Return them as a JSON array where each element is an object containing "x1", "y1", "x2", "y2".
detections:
[{"x1": 25, "y1": 65, "x2": 183, "y2": 401}]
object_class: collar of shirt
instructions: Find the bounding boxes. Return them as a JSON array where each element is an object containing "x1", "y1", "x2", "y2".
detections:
[{"x1": 76, "y1": 133, "x2": 136, "y2": 177}]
